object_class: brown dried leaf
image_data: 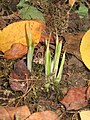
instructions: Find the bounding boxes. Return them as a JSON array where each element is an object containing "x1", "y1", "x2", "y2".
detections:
[
  {"x1": 86, "y1": 85, "x2": 90, "y2": 100},
  {"x1": 4, "y1": 43, "x2": 27, "y2": 59},
  {"x1": 0, "y1": 106, "x2": 30, "y2": 120},
  {"x1": 63, "y1": 32, "x2": 84, "y2": 60},
  {"x1": 28, "y1": 111, "x2": 59, "y2": 120},
  {"x1": 9, "y1": 59, "x2": 30, "y2": 93},
  {"x1": 60, "y1": 87, "x2": 88, "y2": 110}
]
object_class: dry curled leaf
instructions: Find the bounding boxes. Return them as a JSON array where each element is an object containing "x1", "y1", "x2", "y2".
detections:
[
  {"x1": 60, "y1": 87, "x2": 88, "y2": 110},
  {"x1": 86, "y1": 85, "x2": 90, "y2": 100},
  {"x1": 0, "y1": 106, "x2": 30, "y2": 120},
  {"x1": 9, "y1": 59, "x2": 30, "y2": 93},
  {"x1": 0, "y1": 106, "x2": 59, "y2": 120},
  {"x1": 28, "y1": 110, "x2": 59, "y2": 120},
  {"x1": 0, "y1": 19, "x2": 47, "y2": 59},
  {"x1": 80, "y1": 29, "x2": 90, "y2": 69},
  {"x1": 63, "y1": 32, "x2": 84, "y2": 60},
  {"x1": 4, "y1": 43, "x2": 27, "y2": 59}
]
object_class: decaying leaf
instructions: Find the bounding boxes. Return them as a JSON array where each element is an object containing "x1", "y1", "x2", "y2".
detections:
[
  {"x1": 4, "y1": 43, "x2": 27, "y2": 59},
  {"x1": 28, "y1": 110, "x2": 59, "y2": 120},
  {"x1": 86, "y1": 85, "x2": 90, "y2": 100},
  {"x1": 0, "y1": 19, "x2": 46, "y2": 53},
  {"x1": 0, "y1": 106, "x2": 30, "y2": 120},
  {"x1": 79, "y1": 110, "x2": 90, "y2": 120},
  {"x1": 60, "y1": 87, "x2": 88, "y2": 110},
  {"x1": 0, "y1": 106, "x2": 59, "y2": 120},
  {"x1": 63, "y1": 32, "x2": 84, "y2": 60},
  {"x1": 9, "y1": 59, "x2": 30, "y2": 93},
  {"x1": 80, "y1": 29, "x2": 90, "y2": 69}
]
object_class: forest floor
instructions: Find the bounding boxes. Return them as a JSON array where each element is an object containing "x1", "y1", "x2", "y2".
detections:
[{"x1": 0, "y1": 0, "x2": 90, "y2": 120}]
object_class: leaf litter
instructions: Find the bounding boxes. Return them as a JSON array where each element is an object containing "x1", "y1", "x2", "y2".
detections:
[{"x1": 0, "y1": 0, "x2": 90, "y2": 120}]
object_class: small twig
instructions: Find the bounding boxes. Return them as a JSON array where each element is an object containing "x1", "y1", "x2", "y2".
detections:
[
  {"x1": 15, "y1": 85, "x2": 34, "y2": 107},
  {"x1": 1, "y1": 12, "x2": 21, "y2": 19}
]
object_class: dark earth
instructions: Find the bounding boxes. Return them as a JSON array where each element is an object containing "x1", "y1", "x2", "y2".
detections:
[{"x1": 0, "y1": 0, "x2": 90, "y2": 119}]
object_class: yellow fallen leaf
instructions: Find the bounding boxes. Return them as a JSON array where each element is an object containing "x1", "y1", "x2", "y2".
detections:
[
  {"x1": 0, "y1": 19, "x2": 46, "y2": 53},
  {"x1": 79, "y1": 110, "x2": 90, "y2": 120},
  {"x1": 80, "y1": 29, "x2": 90, "y2": 69},
  {"x1": 69, "y1": 0, "x2": 76, "y2": 7}
]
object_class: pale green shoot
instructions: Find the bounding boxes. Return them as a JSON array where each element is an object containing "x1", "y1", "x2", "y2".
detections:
[
  {"x1": 45, "y1": 40, "x2": 51, "y2": 76},
  {"x1": 55, "y1": 51, "x2": 65, "y2": 83},
  {"x1": 26, "y1": 28, "x2": 34, "y2": 72},
  {"x1": 15, "y1": 114, "x2": 19, "y2": 120},
  {"x1": 45, "y1": 32, "x2": 65, "y2": 90},
  {"x1": 52, "y1": 34, "x2": 62, "y2": 78}
]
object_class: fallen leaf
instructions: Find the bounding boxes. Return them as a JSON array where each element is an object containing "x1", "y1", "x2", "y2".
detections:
[
  {"x1": 28, "y1": 110, "x2": 59, "y2": 120},
  {"x1": 80, "y1": 29, "x2": 90, "y2": 69},
  {"x1": 19, "y1": 5, "x2": 45, "y2": 22},
  {"x1": 63, "y1": 32, "x2": 84, "y2": 60},
  {"x1": 0, "y1": 106, "x2": 30, "y2": 120},
  {"x1": 79, "y1": 110, "x2": 90, "y2": 120},
  {"x1": 0, "y1": 106, "x2": 59, "y2": 120},
  {"x1": 86, "y1": 85, "x2": 90, "y2": 100},
  {"x1": 75, "y1": 2, "x2": 88, "y2": 18},
  {"x1": 4, "y1": 43, "x2": 28, "y2": 59},
  {"x1": 9, "y1": 59, "x2": 30, "y2": 93},
  {"x1": 60, "y1": 87, "x2": 88, "y2": 110},
  {"x1": 0, "y1": 19, "x2": 46, "y2": 53},
  {"x1": 69, "y1": 0, "x2": 76, "y2": 7}
]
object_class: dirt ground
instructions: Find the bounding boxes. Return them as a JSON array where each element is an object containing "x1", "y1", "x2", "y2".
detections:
[{"x1": 0, "y1": 0, "x2": 90, "y2": 120}]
